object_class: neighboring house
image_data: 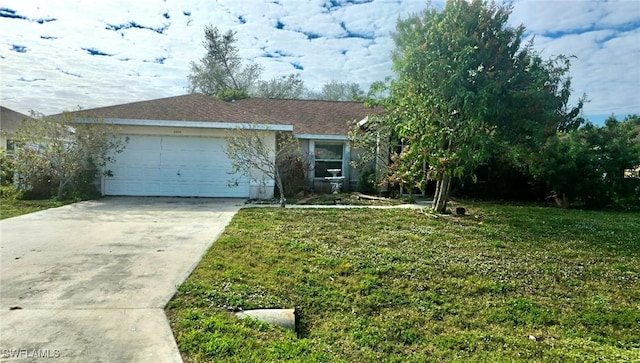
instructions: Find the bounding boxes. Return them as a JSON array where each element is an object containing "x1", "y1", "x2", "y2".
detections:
[
  {"x1": 0, "y1": 106, "x2": 34, "y2": 154},
  {"x1": 62, "y1": 94, "x2": 381, "y2": 199}
]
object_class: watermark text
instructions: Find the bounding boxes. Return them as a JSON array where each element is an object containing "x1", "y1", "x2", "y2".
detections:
[{"x1": 1, "y1": 348, "x2": 61, "y2": 359}]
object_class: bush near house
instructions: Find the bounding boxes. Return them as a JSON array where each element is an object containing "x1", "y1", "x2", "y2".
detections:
[
  {"x1": 452, "y1": 115, "x2": 640, "y2": 210},
  {"x1": 531, "y1": 115, "x2": 640, "y2": 210},
  {"x1": 0, "y1": 148, "x2": 15, "y2": 185},
  {"x1": 10, "y1": 112, "x2": 126, "y2": 201}
]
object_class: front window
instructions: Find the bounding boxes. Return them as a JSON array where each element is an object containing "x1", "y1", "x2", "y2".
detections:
[{"x1": 314, "y1": 143, "x2": 343, "y2": 178}]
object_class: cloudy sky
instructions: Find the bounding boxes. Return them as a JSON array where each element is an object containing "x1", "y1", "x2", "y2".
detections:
[{"x1": 1, "y1": 0, "x2": 639, "y2": 124}]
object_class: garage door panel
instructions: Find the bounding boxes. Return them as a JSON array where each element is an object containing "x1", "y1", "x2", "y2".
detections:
[{"x1": 104, "y1": 135, "x2": 250, "y2": 197}]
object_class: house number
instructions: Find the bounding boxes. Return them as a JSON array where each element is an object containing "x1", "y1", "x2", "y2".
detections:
[{"x1": 173, "y1": 130, "x2": 182, "y2": 134}]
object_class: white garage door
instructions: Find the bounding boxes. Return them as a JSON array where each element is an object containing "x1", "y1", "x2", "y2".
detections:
[{"x1": 104, "y1": 135, "x2": 249, "y2": 197}]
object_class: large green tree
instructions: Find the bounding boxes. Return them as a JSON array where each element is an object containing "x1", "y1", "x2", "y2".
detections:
[{"x1": 382, "y1": 0, "x2": 582, "y2": 212}]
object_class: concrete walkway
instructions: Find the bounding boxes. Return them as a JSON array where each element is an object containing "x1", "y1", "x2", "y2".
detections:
[
  {"x1": 0, "y1": 197, "x2": 243, "y2": 363},
  {"x1": 244, "y1": 201, "x2": 433, "y2": 209}
]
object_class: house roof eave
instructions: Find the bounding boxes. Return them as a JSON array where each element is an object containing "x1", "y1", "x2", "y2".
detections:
[
  {"x1": 294, "y1": 134, "x2": 349, "y2": 141},
  {"x1": 75, "y1": 118, "x2": 294, "y2": 132}
]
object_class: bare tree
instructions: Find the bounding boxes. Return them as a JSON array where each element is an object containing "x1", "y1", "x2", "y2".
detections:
[
  {"x1": 225, "y1": 127, "x2": 302, "y2": 207},
  {"x1": 306, "y1": 80, "x2": 365, "y2": 101},
  {"x1": 253, "y1": 74, "x2": 305, "y2": 99}
]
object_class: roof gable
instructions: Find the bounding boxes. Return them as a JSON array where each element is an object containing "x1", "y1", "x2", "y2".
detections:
[{"x1": 1, "y1": 106, "x2": 34, "y2": 134}]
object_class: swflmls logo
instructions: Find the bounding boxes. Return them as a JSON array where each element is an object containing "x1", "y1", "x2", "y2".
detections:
[{"x1": 1, "y1": 348, "x2": 61, "y2": 358}]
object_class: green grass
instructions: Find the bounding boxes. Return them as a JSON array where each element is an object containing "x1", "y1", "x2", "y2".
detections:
[
  {"x1": 0, "y1": 194, "x2": 72, "y2": 219},
  {"x1": 166, "y1": 203, "x2": 640, "y2": 362}
]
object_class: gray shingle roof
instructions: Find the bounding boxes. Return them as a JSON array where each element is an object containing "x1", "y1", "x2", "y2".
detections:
[
  {"x1": 233, "y1": 98, "x2": 384, "y2": 135},
  {"x1": 60, "y1": 94, "x2": 383, "y2": 136},
  {"x1": 62, "y1": 94, "x2": 286, "y2": 125}
]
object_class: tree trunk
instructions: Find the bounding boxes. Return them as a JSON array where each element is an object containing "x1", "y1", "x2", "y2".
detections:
[
  {"x1": 275, "y1": 171, "x2": 286, "y2": 207},
  {"x1": 432, "y1": 174, "x2": 452, "y2": 213},
  {"x1": 56, "y1": 178, "x2": 69, "y2": 201}
]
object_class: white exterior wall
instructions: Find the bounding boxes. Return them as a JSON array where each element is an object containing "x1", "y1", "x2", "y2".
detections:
[{"x1": 248, "y1": 131, "x2": 276, "y2": 200}]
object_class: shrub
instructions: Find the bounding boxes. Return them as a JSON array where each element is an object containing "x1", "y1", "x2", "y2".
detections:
[
  {"x1": 69, "y1": 164, "x2": 102, "y2": 200},
  {"x1": 358, "y1": 168, "x2": 378, "y2": 195},
  {"x1": 216, "y1": 89, "x2": 250, "y2": 102},
  {"x1": 0, "y1": 184, "x2": 17, "y2": 198},
  {"x1": 532, "y1": 115, "x2": 640, "y2": 209},
  {"x1": 279, "y1": 152, "x2": 312, "y2": 197},
  {"x1": 0, "y1": 148, "x2": 15, "y2": 185},
  {"x1": 12, "y1": 112, "x2": 126, "y2": 200},
  {"x1": 17, "y1": 174, "x2": 57, "y2": 200}
]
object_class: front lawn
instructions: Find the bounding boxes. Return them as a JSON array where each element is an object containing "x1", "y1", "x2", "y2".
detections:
[
  {"x1": 0, "y1": 194, "x2": 72, "y2": 219},
  {"x1": 166, "y1": 203, "x2": 640, "y2": 362}
]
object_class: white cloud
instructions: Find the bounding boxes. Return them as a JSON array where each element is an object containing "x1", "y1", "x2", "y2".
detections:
[{"x1": 0, "y1": 0, "x2": 638, "y2": 123}]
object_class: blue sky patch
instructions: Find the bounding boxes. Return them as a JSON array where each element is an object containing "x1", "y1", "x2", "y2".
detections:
[
  {"x1": 183, "y1": 10, "x2": 191, "y2": 16},
  {"x1": 58, "y1": 68, "x2": 82, "y2": 78},
  {"x1": 274, "y1": 49, "x2": 291, "y2": 57},
  {"x1": 82, "y1": 48, "x2": 112, "y2": 56},
  {"x1": 11, "y1": 44, "x2": 27, "y2": 53},
  {"x1": 238, "y1": 15, "x2": 246, "y2": 24},
  {"x1": 1, "y1": 7, "x2": 55, "y2": 23},
  {"x1": 0, "y1": 7, "x2": 26, "y2": 20},
  {"x1": 301, "y1": 30, "x2": 320, "y2": 40},
  {"x1": 34, "y1": 17, "x2": 56, "y2": 24},
  {"x1": 339, "y1": 21, "x2": 374, "y2": 40},
  {"x1": 323, "y1": 0, "x2": 373, "y2": 12},
  {"x1": 291, "y1": 62, "x2": 304, "y2": 70},
  {"x1": 276, "y1": 20, "x2": 284, "y2": 29},
  {"x1": 105, "y1": 21, "x2": 169, "y2": 35},
  {"x1": 163, "y1": 12, "x2": 170, "y2": 19},
  {"x1": 18, "y1": 77, "x2": 45, "y2": 82},
  {"x1": 341, "y1": 30, "x2": 374, "y2": 40},
  {"x1": 262, "y1": 49, "x2": 292, "y2": 58},
  {"x1": 323, "y1": 0, "x2": 342, "y2": 12},
  {"x1": 142, "y1": 57, "x2": 167, "y2": 64},
  {"x1": 539, "y1": 19, "x2": 640, "y2": 40}
]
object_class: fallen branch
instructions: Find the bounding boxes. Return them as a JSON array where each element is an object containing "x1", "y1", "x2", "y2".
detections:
[
  {"x1": 419, "y1": 208, "x2": 439, "y2": 218},
  {"x1": 353, "y1": 192, "x2": 391, "y2": 201},
  {"x1": 296, "y1": 195, "x2": 320, "y2": 205}
]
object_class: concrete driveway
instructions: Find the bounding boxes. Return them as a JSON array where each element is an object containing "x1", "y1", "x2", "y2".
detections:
[{"x1": 0, "y1": 197, "x2": 243, "y2": 362}]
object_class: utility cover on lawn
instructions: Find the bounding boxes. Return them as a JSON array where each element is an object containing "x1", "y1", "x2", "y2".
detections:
[{"x1": 235, "y1": 309, "x2": 296, "y2": 331}]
